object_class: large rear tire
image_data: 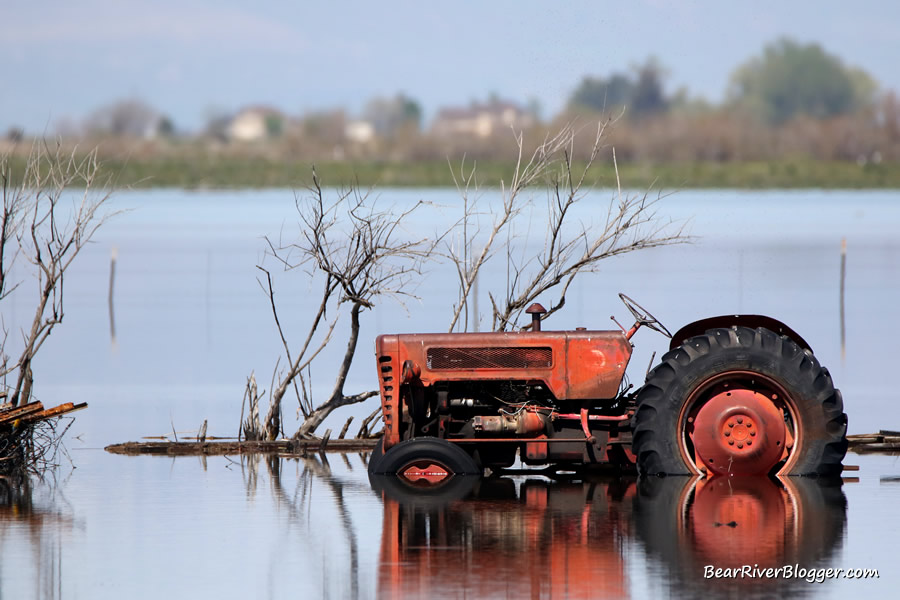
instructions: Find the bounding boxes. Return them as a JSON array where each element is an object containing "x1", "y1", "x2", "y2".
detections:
[{"x1": 633, "y1": 326, "x2": 847, "y2": 476}]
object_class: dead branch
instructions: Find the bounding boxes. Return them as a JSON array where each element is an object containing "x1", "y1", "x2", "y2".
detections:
[
  {"x1": 446, "y1": 126, "x2": 577, "y2": 332},
  {"x1": 356, "y1": 405, "x2": 382, "y2": 439},
  {"x1": 338, "y1": 416, "x2": 354, "y2": 439},
  {"x1": 241, "y1": 372, "x2": 262, "y2": 441},
  {"x1": 0, "y1": 143, "x2": 113, "y2": 476},
  {"x1": 446, "y1": 121, "x2": 689, "y2": 332},
  {"x1": 1, "y1": 143, "x2": 115, "y2": 407},
  {"x1": 246, "y1": 169, "x2": 437, "y2": 439}
]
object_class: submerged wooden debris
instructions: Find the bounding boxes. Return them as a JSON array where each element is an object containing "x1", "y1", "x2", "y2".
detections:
[
  {"x1": 847, "y1": 431, "x2": 900, "y2": 453},
  {"x1": 1, "y1": 400, "x2": 88, "y2": 475},
  {"x1": 105, "y1": 437, "x2": 379, "y2": 456}
]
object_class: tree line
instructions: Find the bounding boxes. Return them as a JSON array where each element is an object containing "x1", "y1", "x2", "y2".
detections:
[{"x1": 4, "y1": 37, "x2": 895, "y2": 167}]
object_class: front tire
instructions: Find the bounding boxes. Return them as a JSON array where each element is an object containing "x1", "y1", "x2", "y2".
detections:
[
  {"x1": 366, "y1": 437, "x2": 386, "y2": 475},
  {"x1": 369, "y1": 438, "x2": 482, "y2": 485},
  {"x1": 633, "y1": 326, "x2": 847, "y2": 476}
]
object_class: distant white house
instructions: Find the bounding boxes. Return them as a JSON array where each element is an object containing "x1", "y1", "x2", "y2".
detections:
[
  {"x1": 227, "y1": 106, "x2": 285, "y2": 141},
  {"x1": 432, "y1": 100, "x2": 535, "y2": 138},
  {"x1": 345, "y1": 119, "x2": 376, "y2": 144}
]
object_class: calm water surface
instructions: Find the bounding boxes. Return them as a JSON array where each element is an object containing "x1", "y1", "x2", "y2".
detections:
[{"x1": 2, "y1": 188, "x2": 899, "y2": 599}]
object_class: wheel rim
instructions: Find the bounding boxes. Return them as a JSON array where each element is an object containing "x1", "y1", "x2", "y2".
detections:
[
  {"x1": 678, "y1": 372, "x2": 799, "y2": 476},
  {"x1": 399, "y1": 460, "x2": 453, "y2": 486},
  {"x1": 677, "y1": 476, "x2": 798, "y2": 566}
]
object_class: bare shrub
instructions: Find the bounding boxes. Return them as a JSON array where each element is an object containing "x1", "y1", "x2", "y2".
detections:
[
  {"x1": 241, "y1": 170, "x2": 437, "y2": 440},
  {"x1": 446, "y1": 119, "x2": 689, "y2": 333},
  {"x1": 1, "y1": 143, "x2": 113, "y2": 475}
]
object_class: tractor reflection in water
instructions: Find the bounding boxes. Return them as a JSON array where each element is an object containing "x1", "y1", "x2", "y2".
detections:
[
  {"x1": 634, "y1": 476, "x2": 847, "y2": 595},
  {"x1": 370, "y1": 473, "x2": 846, "y2": 599}
]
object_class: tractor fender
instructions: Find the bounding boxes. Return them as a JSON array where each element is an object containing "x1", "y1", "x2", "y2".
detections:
[{"x1": 669, "y1": 315, "x2": 813, "y2": 353}]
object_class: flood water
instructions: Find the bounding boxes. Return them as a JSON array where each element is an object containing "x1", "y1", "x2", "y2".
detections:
[{"x1": 2, "y1": 187, "x2": 900, "y2": 598}]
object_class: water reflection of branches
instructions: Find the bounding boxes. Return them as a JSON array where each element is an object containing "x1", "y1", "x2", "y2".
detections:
[
  {"x1": 240, "y1": 452, "x2": 370, "y2": 600},
  {"x1": 0, "y1": 473, "x2": 77, "y2": 600}
]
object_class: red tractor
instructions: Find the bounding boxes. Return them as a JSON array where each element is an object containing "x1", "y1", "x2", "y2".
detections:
[{"x1": 367, "y1": 294, "x2": 848, "y2": 483}]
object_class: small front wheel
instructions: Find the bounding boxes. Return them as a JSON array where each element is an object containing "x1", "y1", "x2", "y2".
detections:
[
  {"x1": 366, "y1": 437, "x2": 386, "y2": 475},
  {"x1": 369, "y1": 438, "x2": 481, "y2": 486}
]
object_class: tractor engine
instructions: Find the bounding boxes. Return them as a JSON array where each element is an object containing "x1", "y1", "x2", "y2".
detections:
[{"x1": 374, "y1": 321, "x2": 635, "y2": 470}]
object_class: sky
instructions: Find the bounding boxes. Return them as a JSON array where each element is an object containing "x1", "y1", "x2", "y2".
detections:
[{"x1": 2, "y1": 0, "x2": 899, "y2": 134}]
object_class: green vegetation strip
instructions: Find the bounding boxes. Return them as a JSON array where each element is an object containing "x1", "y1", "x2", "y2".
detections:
[{"x1": 5, "y1": 154, "x2": 899, "y2": 189}]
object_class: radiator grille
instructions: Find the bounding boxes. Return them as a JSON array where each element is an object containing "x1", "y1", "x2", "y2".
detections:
[{"x1": 427, "y1": 347, "x2": 552, "y2": 370}]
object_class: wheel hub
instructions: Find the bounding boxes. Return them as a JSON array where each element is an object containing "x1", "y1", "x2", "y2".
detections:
[
  {"x1": 688, "y1": 477, "x2": 790, "y2": 565},
  {"x1": 692, "y1": 389, "x2": 786, "y2": 476},
  {"x1": 400, "y1": 461, "x2": 451, "y2": 485}
]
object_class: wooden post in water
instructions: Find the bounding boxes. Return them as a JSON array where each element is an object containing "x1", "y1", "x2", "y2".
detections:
[
  {"x1": 840, "y1": 238, "x2": 847, "y2": 362},
  {"x1": 108, "y1": 246, "x2": 117, "y2": 346}
]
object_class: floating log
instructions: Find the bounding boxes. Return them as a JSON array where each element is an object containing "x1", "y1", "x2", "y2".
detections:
[
  {"x1": 844, "y1": 432, "x2": 900, "y2": 454},
  {"x1": 851, "y1": 443, "x2": 900, "y2": 453},
  {"x1": 104, "y1": 438, "x2": 379, "y2": 456},
  {"x1": 848, "y1": 433, "x2": 885, "y2": 445}
]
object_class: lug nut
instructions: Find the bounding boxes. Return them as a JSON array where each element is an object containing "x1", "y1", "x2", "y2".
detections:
[
  {"x1": 724, "y1": 430, "x2": 731, "y2": 437},
  {"x1": 736, "y1": 417, "x2": 743, "y2": 424},
  {"x1": 728, "y1": 421, "x2": 735, "y2": 428},
  {"x1": 750, "y1": 430, "x2": 756, "y2": 437},
  {"x1": 728, "y1": 439, "x2": 735, "y2": 445},
  {"x1": 737, "y1": 442, "x2": 744, "y2": 449},
  {"x1": 747, "y1": 422, "x2": 753, "y2": 428},
  {"x1": 747, "y1": 440, "x2": 753, "y2": 446}
]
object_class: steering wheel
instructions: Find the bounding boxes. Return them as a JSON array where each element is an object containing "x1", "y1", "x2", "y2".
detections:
[{"x1": 619, "y1": 293, "x2": 673, "y2": 338}]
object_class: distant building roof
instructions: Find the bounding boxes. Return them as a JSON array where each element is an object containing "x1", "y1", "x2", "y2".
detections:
[
  {"x1": 432, "y1": 100, "x2": 534, "y2": 138},
  {"x1": 227, "y1": 106, "x2": 285, "y2": 142}
]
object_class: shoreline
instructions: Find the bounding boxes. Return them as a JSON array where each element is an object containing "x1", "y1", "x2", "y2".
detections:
[{"x1": 5, "y1": 154, "x2": 900, "y2": 189}]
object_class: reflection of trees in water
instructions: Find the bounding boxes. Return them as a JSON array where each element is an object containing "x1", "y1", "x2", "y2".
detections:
[
  {"x1": 0, "y1": 475, "x2": 77, "y2": 600},
  {"x1": 240, "y1": 452, "x2": 373, "y2": 600}
]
